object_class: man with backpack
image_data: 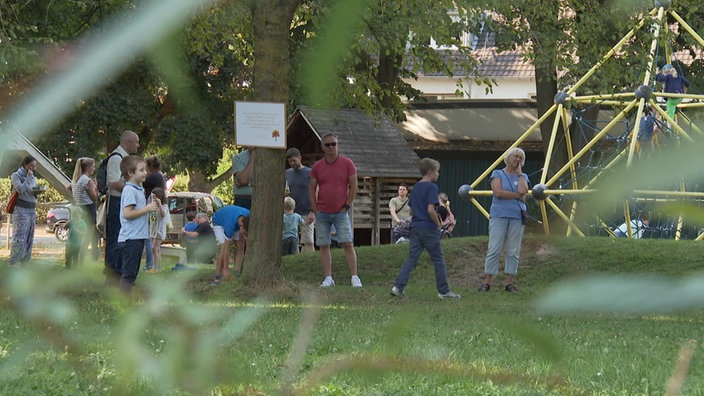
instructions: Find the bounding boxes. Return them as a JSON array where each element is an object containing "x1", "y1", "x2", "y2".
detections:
[{"x1": 103, "y1": 130, "x2": 140, "y2": 284}]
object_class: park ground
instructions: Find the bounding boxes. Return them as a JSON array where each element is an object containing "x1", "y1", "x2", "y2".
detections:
[{"x1": 1, "y1": 232, "x2": 704, "y2": 395}]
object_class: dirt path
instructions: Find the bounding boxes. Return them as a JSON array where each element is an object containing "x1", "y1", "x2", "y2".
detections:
[{"x1": 0, "y1": 223, "x2": 65, "y2": 261}]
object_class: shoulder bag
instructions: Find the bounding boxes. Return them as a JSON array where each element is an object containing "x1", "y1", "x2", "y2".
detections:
[{"x1": 6, "y1": 191, "x2": 18, "y2": 214}]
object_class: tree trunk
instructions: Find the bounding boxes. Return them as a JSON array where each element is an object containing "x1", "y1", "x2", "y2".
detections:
[
  {"x1": 247, "y1": 0, "x2": 302, "y2": 287},
  {"x1": 187, "y1": 168, "x2": 234, "y2": 193}
]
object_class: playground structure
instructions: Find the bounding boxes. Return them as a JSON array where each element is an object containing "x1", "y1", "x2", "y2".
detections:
[{"x1": 459, "y1": 1, "x2": 704, "y2": 240}]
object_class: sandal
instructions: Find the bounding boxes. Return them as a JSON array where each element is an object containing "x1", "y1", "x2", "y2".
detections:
[
  {"x1": 478, "y1": 283, "x2": 491, "y2": 292},
  {"x1": 505, "y1": 284, "x2": 518, "y2": 293}
]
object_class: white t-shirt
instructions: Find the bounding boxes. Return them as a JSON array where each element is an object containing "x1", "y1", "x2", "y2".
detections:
[{"x1": 614, "y1": 220, "x2": 646, "y2": 239}]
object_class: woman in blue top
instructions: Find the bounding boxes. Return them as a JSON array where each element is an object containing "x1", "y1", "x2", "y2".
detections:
[{"x1": 479, "y1": 148, "x2": 529, "y2": 293}]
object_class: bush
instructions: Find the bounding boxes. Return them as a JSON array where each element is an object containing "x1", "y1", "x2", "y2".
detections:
[{"x1": 2, "y1": 178, "x2": 68, "y2": 223}]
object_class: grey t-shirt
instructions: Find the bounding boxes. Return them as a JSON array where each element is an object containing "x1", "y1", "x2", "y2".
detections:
[
  {"x1": 232, "y1": 150, "x2": 253, "y2": 197},
  {"x1": 285, "y1": 166, "x2": 311, "y2": 214}
]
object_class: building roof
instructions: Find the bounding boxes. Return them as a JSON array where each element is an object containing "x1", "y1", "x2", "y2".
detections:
[
  {"x1": 399, "y1": 100, "x2": 543, "y2": 152},
  {"x1": 408, "y1": 48, "x2": 535, "y2": 79},
  {"x1": 475, "y1": 49, "x2": 534, "y2": 78},
  {"x1": 287, "y1": 107, "x2": 421, "y2": 178}
]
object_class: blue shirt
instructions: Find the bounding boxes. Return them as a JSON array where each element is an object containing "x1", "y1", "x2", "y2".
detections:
[
  {"x1": 211, "y1": 205, "x2": 250, "y2": 238},
  {"x1": 655, "y1": 73, "x2": 689, "y2": 94},
  {"x1": 409, "y1": 181, "x2": 440, "y2": 230},
  {"x1": 184, "y1": 220, "x2": 198, "y2": 241},
  {"x1": 118, "y1": 182, "x2": 149, "y2": 242},
  {"x1": 283, "y1": 212, "x2": 305, "y2": 239},
  {"x1": 489, "y1": 169, "x2": 530, "y2": 219}
]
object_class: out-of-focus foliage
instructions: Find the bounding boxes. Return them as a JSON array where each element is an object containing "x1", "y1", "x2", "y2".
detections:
[{"x1": 294, "y1": 0, "x2": 486, "y2": 121}]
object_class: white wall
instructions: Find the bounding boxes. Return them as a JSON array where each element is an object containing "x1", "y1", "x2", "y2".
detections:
[{"x1": 403, "y1": 76, "x2": 535, "y2": 100}]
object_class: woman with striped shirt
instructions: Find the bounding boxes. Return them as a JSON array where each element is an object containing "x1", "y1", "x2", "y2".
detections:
[{"x1": 71, "y1": 157, "x2": 99, "y2": 261}]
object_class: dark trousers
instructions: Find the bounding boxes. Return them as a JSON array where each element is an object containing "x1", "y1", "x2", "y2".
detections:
[
  {"x1": 282, "y1": 236, "x2": 298, "y2": 256},
  {"x1": 394, "y1": 227, "x2": 450, "y2": 294},
  {"x1": 105, "y1": 195, "x2": 122, "y2": 280},
  {"x1": 119, "y1": 239, "x2": 145, "y2": 293}
]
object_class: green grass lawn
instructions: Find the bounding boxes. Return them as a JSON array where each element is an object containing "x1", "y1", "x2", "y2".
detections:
[{"x1": 1, "y1": 235, "x2": 704, "y2": 395}]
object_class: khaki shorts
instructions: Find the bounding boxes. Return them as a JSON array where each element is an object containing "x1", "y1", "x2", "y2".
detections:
[{"x1": 300, "y1": 221, "x2": 314, "y2": 245}]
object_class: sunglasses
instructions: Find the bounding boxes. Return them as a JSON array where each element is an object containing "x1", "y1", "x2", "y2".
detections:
[{"x1": 324, "y1": 142, "x2": 337, "y2": 147}]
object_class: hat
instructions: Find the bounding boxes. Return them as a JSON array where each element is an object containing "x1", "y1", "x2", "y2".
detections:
[{"x1": 662, "y1": 64, "x2": 674, "y2": 71}]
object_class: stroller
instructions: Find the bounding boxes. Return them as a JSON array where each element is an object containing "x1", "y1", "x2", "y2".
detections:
[
  {"x1": 437, "y1": 205, "x2": 454, "y2": 238},
  {"x1": 392, "y1": 216, "x2": 412, "y2": 243}
]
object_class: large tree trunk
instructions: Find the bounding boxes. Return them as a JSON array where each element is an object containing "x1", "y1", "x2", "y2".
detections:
[{"x1": 246, "y1": 0, "x2": 302, "y2": 287}]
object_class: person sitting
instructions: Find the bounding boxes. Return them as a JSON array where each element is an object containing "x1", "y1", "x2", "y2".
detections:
[
  {"x1": 182, "y1": 212, "x2": 218, "y2": 264},
  {"x1": 182, "y1": 211, "x2": 198, "y2": 263},
  {"x1": 437, "y1": 205, "x2": 454, "y2": 238},
  {"x1": 613, "y1": 215, "x2": 649, "y2": 239}
]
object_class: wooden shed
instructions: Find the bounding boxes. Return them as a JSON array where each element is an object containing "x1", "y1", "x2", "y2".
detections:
[
  {"x1": 399, "y1": 100, "x2": 546, "y2": 237},
  {"x1": 286, "y1": 106, "x2": 421, "y2": 245}
]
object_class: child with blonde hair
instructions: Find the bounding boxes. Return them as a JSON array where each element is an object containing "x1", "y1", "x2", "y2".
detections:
[
  {"x1": 283, "y1": 196, "x2": 307, "y2": 255},
  {"x1": 655, "y1": 64, "x2": 690, "y2": 121}
]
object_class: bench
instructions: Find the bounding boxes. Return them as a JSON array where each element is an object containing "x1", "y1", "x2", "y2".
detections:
[{"x1": 160, "y1": 245, "x2": 187, "y2": 265}]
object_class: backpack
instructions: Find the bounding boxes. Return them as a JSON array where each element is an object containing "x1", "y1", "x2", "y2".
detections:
[{"x1": 97, "y1": 152, "x2": 123, "y2": 195}]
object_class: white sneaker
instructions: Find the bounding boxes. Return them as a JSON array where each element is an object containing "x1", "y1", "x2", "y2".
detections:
[
  {"x1": 390, "y1": 286, "x2": 405, "y2": 297},
  {"x1": 320, "y1": 276, "x2": 335, "y2": 287},
  {"x1": 438, "y1": 290, "x2": 461, "y2": 299},
  {"x1": 351, "y1": 275, "x2": 363, "y2": 287}
]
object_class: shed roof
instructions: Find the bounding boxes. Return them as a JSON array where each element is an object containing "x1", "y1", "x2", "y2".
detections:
[
  {"x1": 287, "y1": 107, "x2": 421, "y2": 178},
  {"x1": 399, "y1": 100, "x2": 543, "y2": 152}
]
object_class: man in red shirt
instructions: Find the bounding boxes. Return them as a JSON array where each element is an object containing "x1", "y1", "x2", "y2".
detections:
[{"x1": 308, "y1": 133, "x2": 362, "y2": 288}]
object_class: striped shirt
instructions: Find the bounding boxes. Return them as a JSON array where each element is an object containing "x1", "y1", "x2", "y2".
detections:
[{"x1": 72, "y1": 174, "x2": 94, "y2": 205}]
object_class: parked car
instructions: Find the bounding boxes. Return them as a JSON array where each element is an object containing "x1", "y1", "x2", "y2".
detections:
[
  {"x1": 164, "y1": 192, "x2": 224, "y2": 245},
  {"x1": 46, "y1": 203, "x2": 71, "y2": 242}
]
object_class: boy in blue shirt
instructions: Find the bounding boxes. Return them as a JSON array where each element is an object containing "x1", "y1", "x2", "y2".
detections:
[
  {"x1": 391, "y1": 158, "x2": 460, "y2": 299},
  {"x1": 210, "y1": 205, "x2": 250, "y2": 285},
  {"x1": 118, "y1": 155, "x2": 159, "y2": 293}
]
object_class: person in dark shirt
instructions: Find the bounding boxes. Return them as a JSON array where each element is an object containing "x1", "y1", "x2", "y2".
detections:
[{"x1": 182, "y1": 212, "x2": 217, "y2": 264}]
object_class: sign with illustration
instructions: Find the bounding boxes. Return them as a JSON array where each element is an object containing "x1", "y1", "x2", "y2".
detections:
[{"x1": 234, "y1": 101, "x2": 286, "y2": 148}]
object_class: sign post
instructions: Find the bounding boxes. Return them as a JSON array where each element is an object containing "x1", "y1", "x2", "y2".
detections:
[{"x1": 234, "y1": 102, "x2": 286, "y2": 148}]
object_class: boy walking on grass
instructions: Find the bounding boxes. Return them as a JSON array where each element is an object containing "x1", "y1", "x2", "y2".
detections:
[
  {"x1": 118, "y1": 155, "x2": 159, "y2": 293},
  {"x1": 391, "y1": 158, "x2": 460, "y2": 299}
]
